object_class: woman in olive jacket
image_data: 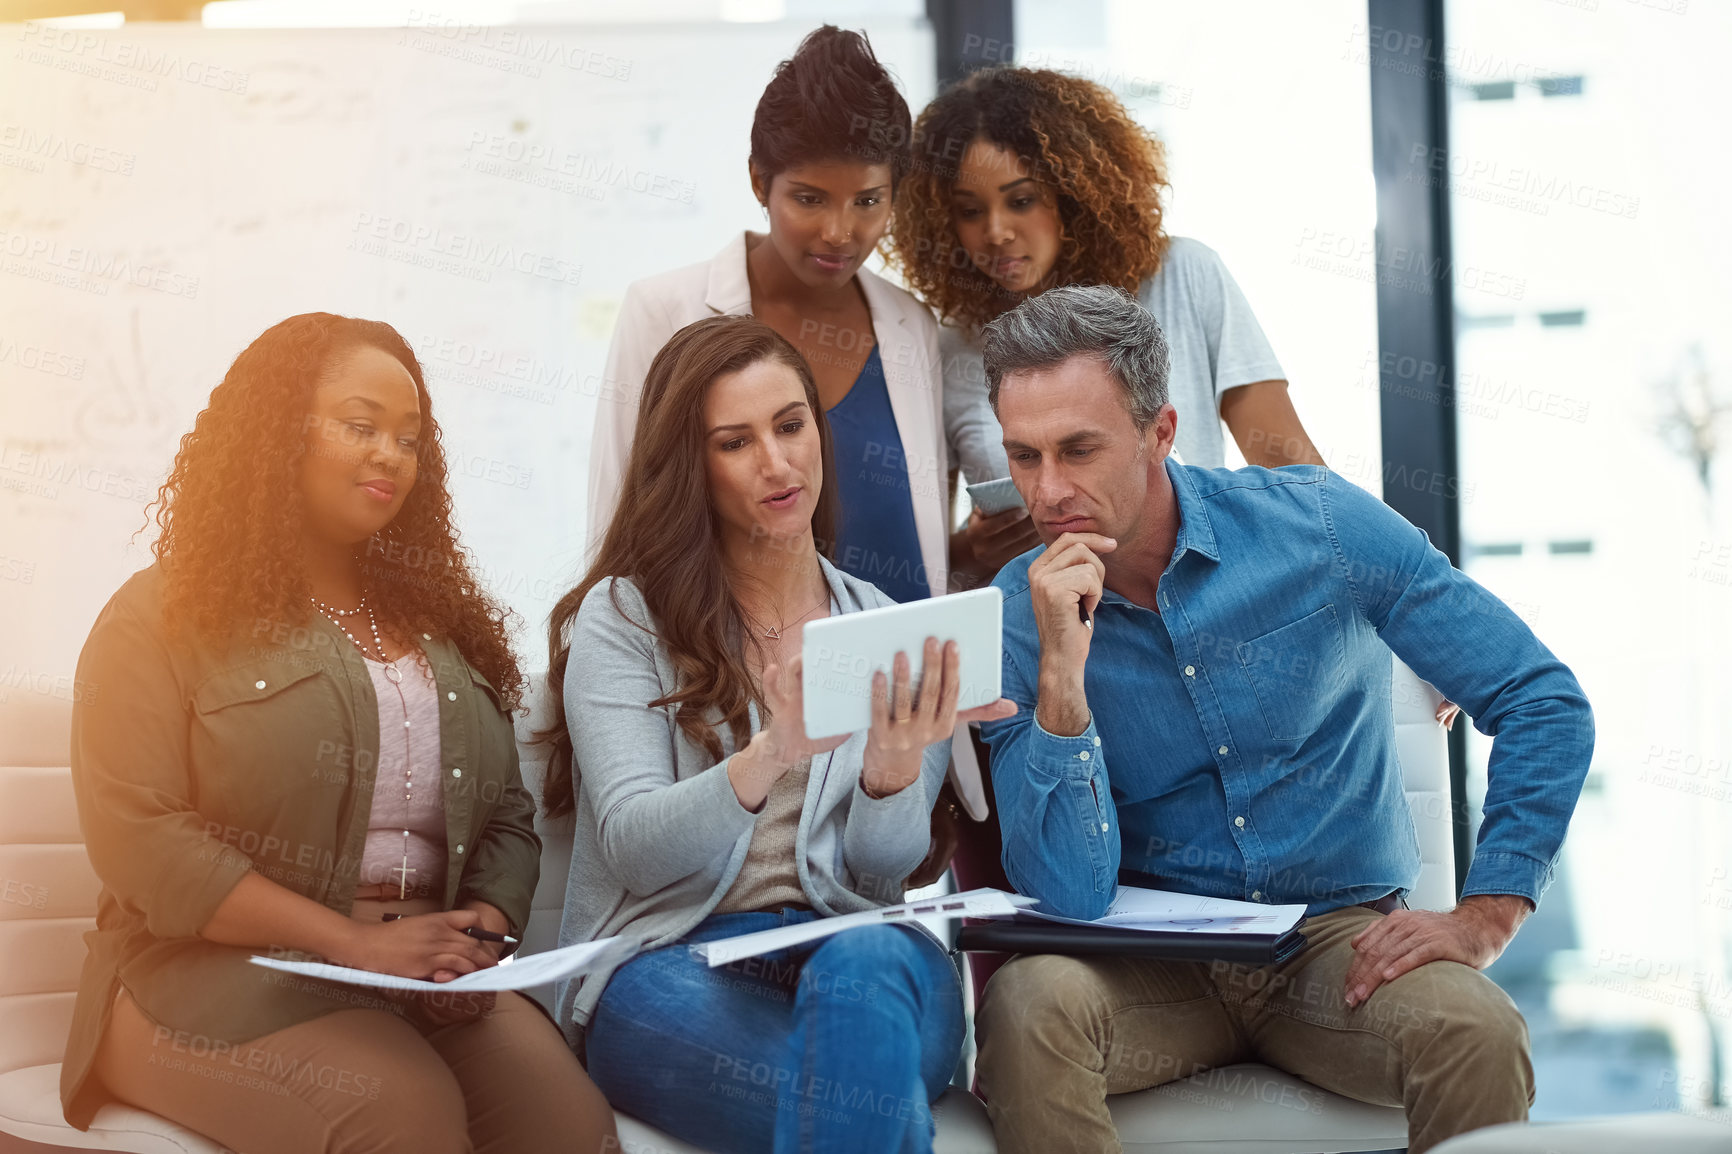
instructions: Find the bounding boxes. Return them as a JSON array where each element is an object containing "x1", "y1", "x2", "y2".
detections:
[{"x1": 60, "y1": 314, "x2": 615, "y2": 1154}]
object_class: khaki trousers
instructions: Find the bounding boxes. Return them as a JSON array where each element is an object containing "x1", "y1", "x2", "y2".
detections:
[
  {"x1": 93, "y1": 898, "x2": 617, "y2": 1154},
  {"x1": 975, "y1": 906, "x2": 1533, "y2": 1154}
]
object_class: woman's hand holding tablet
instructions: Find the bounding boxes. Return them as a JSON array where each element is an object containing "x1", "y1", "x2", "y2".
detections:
[
  {"x1": 860, "y1": 637, "x2": 1016, "y2": 798},
  {"x1": 729, "y1": 656, "x2": 851, "y2": 812},
  {"x1": 732, "y1": 637, "x2": 1017, "y2": 809}
]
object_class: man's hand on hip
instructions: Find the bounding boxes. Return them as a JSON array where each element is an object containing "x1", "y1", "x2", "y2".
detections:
[
  {"x1": 1343, "y1": 894, "x2": 1533, "y2": 1008},
  {"x1": 1030, "y1": 532, "x2": 1115, "y2": 737}
]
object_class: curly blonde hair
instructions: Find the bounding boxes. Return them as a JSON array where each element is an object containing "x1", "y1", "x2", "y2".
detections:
[
  {"x1": 889, "y1": 67, "x2": 1171, "y2": 332},
  {"x1": 146, "y1": 313, "x2": 523, "y2": 708}
]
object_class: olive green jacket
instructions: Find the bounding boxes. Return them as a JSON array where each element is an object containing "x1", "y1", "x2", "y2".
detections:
[{"x1": 60, "y1": 564, "x2": 539, "y2": 1129}]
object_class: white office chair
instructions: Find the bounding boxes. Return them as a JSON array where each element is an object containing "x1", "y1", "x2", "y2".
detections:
[
  {"x1": 0, "y1": 659, "x2": 1453, "y2": 1154},
  {"x1": 0, "y1": 657, "x2": 1650, "y2": 1154},
  {"x1": 0, "y1": 692, "x2": 222, "y2": 1153}
]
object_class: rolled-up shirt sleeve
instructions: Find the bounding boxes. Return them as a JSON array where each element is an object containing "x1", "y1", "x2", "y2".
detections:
[
  {"x1": 1320, "y1": 471, "x2": 1594, "y2": 907},
  {"x1": 70, "y1": 595, "x2": 253, "y2": 940},
  {"x1": 980, "y1": 607, "x2": 1121, "y2": 921}
]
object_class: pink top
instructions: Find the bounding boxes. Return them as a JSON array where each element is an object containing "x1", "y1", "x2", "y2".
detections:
[{"x1": 357, "y1": 652, "x2": 447, "y2": 898}]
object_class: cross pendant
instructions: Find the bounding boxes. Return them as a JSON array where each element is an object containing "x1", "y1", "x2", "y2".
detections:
[{"x1": 390, "y1": 854, "x2": 416, "y2": 899}]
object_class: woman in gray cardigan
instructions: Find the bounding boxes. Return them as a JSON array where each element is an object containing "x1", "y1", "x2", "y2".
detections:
[{"x1": 541, "y1": 315, "x2": 1015, "y2": 1153}]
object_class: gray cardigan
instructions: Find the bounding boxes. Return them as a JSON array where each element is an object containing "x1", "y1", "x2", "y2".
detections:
[{"x1": 553, "y1": 556, "x2": 951, "y2": 1042}]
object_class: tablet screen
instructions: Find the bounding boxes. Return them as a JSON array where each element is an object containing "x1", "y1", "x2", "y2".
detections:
[{"x1": 800, "y1": 587, "x2": 1003, "y2": 740}]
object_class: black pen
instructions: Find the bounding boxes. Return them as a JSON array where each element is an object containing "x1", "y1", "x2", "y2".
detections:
[
  {"x1": 380, "y1": 912, "x2": 519, "y2": 944},
  {"x1": 1079, "y1": 598, "x2": 1093, "y2": 631}
]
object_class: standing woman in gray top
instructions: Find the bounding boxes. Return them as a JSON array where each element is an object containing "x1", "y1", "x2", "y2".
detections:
[
  {"x1": 540, "y1": 315, "x2": 1014, "y2": 1153},
  {"x1": 890, "y1": 67, "x2": 1328, "y2": 586}
]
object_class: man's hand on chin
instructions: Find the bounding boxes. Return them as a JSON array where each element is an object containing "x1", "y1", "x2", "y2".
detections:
[{"x1": 1342, "y1": 894, "x2": 1533, "y2": 1009}]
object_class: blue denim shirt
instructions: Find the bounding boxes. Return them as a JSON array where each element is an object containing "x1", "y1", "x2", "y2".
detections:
[{"x1": 980, "y1": 459, "x2": 1594, "y2": 921}]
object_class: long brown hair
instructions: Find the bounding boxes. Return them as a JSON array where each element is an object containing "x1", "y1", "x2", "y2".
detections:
[
  {"x1": 538, "y1": 316, "x2": 837, "y2": 818},
  {"x1": 889, "y1": 67, "x2": 1171, "y2": 331},
  {"x1": 145, "y1": 312, "x2": 523, "y2": 707}
]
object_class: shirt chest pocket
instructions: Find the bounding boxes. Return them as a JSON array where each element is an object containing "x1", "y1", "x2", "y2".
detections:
[
  {"x1": 1236, "y1": 605, "x2": 1348, "y2": 743},
  {"x1": 190, "y1": 660, "x2": 346, "y2": 834}
]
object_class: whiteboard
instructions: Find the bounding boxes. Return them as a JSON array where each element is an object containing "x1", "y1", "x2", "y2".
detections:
[{"x1": 0, "y1": 18, "x2": 935, "y2": 695}]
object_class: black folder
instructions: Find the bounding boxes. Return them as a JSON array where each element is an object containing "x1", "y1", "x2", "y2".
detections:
[{"x1": 955, "y1": 916, "x2": 1308, "y2": 965}]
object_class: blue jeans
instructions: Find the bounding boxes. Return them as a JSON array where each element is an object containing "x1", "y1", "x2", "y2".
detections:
[{"x1": 586, "y1": 909, "x2": 965, "y2": 1154}]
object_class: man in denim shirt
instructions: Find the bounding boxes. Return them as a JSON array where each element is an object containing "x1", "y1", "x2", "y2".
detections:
[{"x1": 972, "y1": 286, "x2": 1593, "y2": 1154}]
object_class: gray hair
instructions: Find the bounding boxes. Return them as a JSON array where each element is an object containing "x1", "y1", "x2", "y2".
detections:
[{"x1": 980, "y1": 284, "x2": 1171, "y2": 428}]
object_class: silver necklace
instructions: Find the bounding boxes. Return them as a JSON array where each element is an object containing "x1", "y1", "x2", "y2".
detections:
[
  {"x1": 309, "y1": 593, "x2": 365, "y2": 616},
  {"x1": 309, "y1": 594, "x2": 401, "y2": 683}
]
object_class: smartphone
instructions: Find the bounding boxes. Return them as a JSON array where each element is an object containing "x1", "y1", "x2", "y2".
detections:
[{"x1": 965, "y1": 476, "x2": 1028, "y2": 517}]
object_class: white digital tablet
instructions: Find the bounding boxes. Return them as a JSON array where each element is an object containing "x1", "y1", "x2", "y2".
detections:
[{"x1": 800, "y1": 587, "x2": 1003, "y2": 740}]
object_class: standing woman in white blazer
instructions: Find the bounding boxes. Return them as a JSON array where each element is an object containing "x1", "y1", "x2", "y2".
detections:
[{"x1": 589, "y1": 25, "x2": 993, "y2": 828}]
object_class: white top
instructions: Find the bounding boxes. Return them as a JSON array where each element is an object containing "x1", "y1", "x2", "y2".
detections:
[
  {"x1": 939, "y1": 236, "x2": 1288, "y2": 480},
  {"x1": 357, "y1": 652, "x2": 446, "y2": 897}
]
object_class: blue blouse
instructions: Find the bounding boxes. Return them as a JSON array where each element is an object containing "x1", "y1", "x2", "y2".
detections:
[{"x1": 824, "y1": 346, "x2": 930, "y2": 603}]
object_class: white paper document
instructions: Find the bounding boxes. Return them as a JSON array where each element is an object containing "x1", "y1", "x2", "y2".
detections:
[
  {"x1": 1014, "y1": 885, "x2": 1307, "y2": 936},
  {"x1": 249, "y1": 935, "x2": 636, "y2": 993},
  {"x1": 691, "y1": 888, "x2": 1035, "y2": 968}
]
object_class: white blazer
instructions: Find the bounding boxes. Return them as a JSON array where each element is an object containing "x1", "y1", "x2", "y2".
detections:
[{"x1": 587, "y1": 231, "x2": 989, "y2": 819}]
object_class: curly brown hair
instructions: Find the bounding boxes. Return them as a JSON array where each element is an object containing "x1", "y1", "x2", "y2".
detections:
[
  {"x1": 889, "y1": 67, "x2": 1171, "y2": 332},
  {"x1": 145, "y1": 313, "x2": 523, "y2": 708}
]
